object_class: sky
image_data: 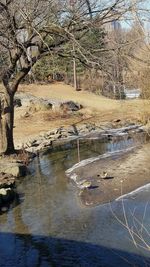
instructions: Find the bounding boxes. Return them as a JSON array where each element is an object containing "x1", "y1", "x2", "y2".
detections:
[{"x1": 120, "y1": 0, "x2": 150, "y2": 34}]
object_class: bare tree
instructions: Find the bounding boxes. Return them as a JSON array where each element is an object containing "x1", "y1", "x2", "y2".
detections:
[{"x1": 0, "y1": 0, "x2": 139, "y2": 154}]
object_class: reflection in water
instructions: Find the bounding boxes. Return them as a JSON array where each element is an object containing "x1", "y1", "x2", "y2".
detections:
[{"x1": 0, "y1": 135, "x2": 150, "y2": 266}]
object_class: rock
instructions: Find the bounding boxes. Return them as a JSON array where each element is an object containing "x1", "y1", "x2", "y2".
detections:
[
  {"x1": 29, "y1": 139, "x2": 41, "y2": 147},
  {"x1": 77, "y1": 125, "x2": 87, "y2": 134},
  {"x1": 25, "y1": 139, "x2": 35, "y2": 148},
  {"x1": 114, "y1": 119, "x2": 121, "y2": 123},
  {"x1": 60, "y1": 101, "x2": 83, "y2": 111},
  {"x1": 0, "y1": 188, "x2": 7, "y2": 196},
  {"x1": 14, "y1": 98, "x2": 22, "y2": 107},
  {"x1": 85, "y1": 123, "x2": 96, "y2": 132},
  {"x1": 24, "y1": 124, "x2": 102, "y2": 153},
  {"x1": 25, "y1": 147, "x2": 37, "y2": 153},
  {"x1": 0, "y1": 162, "x2": 27, "y2": 177},
  {"x1": 46, "y1": 130, "x2": 56, "y2": 136},
  {"x1": 0, "y1": 173, "x2": 15, "y2": 188},
  {"x1": 15, "y1": 92, "x2": 83, "y2": 114},
  {"x1": 15, "y1": 93, "x2": 53, "y2": 111},
  {"x1": 37, "y1": 140, "x2": 53, "y2": 150},
  {"x1": 22, "y1": 111, "x2": 30, "y2": 118},
  {"x1": 67, "y1": 125, "x2": 78, "y2": 136},
  {"x1": 0, "y1": 187, "x2": 15, "y2": 206},
  {"x1": 28, "y1": 99, "x2": 53, "y2": 112},
  {"x1": 1, "y1": 188, "x2": 15, "y2": 202},
  {"x1": 1, "y1": 206, "x2": 8, "y2": 212}
]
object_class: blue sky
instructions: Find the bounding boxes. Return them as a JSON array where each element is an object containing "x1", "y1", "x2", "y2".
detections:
[{"x1": 120, "y1": 0, "x2": 150, "y2": 30}]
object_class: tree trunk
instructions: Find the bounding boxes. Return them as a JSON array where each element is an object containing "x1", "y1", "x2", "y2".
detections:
[{"x1": 0, "y1": 90, "x2": 15, "y2": 155}]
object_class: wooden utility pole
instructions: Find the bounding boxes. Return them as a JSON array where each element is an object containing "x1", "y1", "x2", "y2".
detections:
[
  {"x1": 73, "y1": 42, "x2": 77, "y2": 90},
  {"x1": 70, "y1": 0, "x2": 78, "y2": 90}
]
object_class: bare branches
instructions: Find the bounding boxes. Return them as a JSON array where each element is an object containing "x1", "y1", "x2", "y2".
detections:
[{"x1": 0, "y1": 0, "x2": 149, "y2": 95}]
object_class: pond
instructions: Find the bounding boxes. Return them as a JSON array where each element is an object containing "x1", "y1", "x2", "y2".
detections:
[{"x1": 0, "y1": 134, "x2": 150, "y2": 267}]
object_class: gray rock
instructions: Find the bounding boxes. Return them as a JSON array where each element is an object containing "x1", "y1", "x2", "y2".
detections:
[
  {"x1": 22, "y1": 111, "x2": 30, "y2": 118},
  {"x1": 28, "y1": 99, "x2": 53, "y2": 111},
  {"x1": 67, "y1": 125, "x2": 78, "y2": 136},
  {"x1": 29, "y1": 139, "x2": 42, "y2": 147},
  {"x1": 1, "y1": 206, "x2": 8, "y2": 212},
  {"x1": 46, "y1": 130, "x2": 56, "y2": 136},
  {"x1": 15, "y1": 93, "x2": 83, "y2": 114},
  {"x1": 0, "y1": 187, "x2": 15, "y2": 207},
  {"x1": 14, "y1": 98, "x2": 22, "y2": 107},
  {"x1": 15, "y1": 93, "x2": 53, "y2": 111},
  {"x1": 25, "y1": 147, "x2": 37, "y2": 153},
  {"x1": 55, "y1": 127, "x2": 64, "y2": 134},
  {"x1": 0, "y1": 188, "x2": 7, "y2": 196},
  {"x1": 0, "y1": 173, "x2": 15, "y2": 188},
  {"x1": 0, "y1": 188, "x2": 12, "y2": 202},
  {"x1": 60, "y1": 101, "x2": 83, "y2": 111},
  {"x1": 0, "y1": 162, "x2": 27, "y2": 177},
  {"x1": 23, "y1": 124, "x2": 101, "y2": 153},
  {"x1": 36, "y1": 141, "x2": 52, "y2": 151}
]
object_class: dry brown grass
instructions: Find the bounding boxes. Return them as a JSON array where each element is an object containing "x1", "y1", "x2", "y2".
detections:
[
  {"x1": 18, "y1": 82, "x2": 150, "y2": 118},
  {"x1": 43, "y1": 108, "x2": 81, "y2": 121},
  {"x1": 19, "y1": 82, "x2": 119, "y2": 112},
  {"x1": 15, "y1": 147, "x2": 30, "y2": 166}
]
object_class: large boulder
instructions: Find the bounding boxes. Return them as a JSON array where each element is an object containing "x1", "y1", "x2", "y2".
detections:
[
  {"x1": 28, "y1": 99, "x2": 53, "y2": 112},
  {"x1": 0, "y1": 173, "x2": 15, "y2": 188},
  {"x1": 0, "y1": 188, "x2": 15, "y2": 202},
  {"x1": 60, "y1": 101, "x2": 83, "y2": 111},
  {"x1": 0, "y1": 187, "x2": 15, "y2": 209},
  {"x1": 15, "y1": 93, "x2": 53, "y2": 111},
  {"x1": 0, "y1": 161, "x2": 27, "y2": 177}
]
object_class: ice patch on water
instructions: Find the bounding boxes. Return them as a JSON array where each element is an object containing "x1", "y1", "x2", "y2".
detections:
[
  {"x1": 70, "y1": 173, "x2": 78, "y2": 182},
  {"x1": 66, "y1": 146, "x2": 135, "y2": 175},
  {"x1": 116, "y1": 183, "x2": 150, "y2": 201}
]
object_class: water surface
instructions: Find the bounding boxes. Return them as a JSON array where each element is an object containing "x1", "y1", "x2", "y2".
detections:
[{"x1": 0, "y1": 136, "x2": 150, "y2": 267}]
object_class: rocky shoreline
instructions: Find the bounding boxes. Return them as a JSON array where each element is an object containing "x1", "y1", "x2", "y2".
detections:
[
  {"x1": 0, "y1": 172, "x2": 16, "y2": 212},
  {"x1": 0, "y1": 152, "x2": 35, "y2": 211},
  {"x1": 0, "y1": 122, "x2": 146, "y2": 196},
  {"x1": 0, "y1": 122, "x2": 145, "y2": 171},
  {"x1": 0, "y1": 91, "x2": 148, "y2": 210},
  {"x1": 17, "y1": 122, "x2": 145, "y2": 153}
]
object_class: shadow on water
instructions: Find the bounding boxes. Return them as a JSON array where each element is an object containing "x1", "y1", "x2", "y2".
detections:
[
  {"x1": 0, "y1": 193, "x2": 23, "y2": 215},
  {"x1": 0, "y1": 232, "x2": 150, "y2": 267}
]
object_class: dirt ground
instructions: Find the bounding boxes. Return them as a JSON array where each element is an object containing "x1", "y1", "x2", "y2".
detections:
[{"x1": 11, "y1": 82, "x2": 150, "y2": 146}]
